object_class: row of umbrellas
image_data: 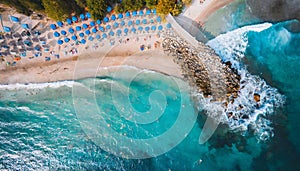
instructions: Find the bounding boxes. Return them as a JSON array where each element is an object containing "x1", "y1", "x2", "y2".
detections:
[{"x1": 50, "y1": 9, "x2": 158, "y2": 30}]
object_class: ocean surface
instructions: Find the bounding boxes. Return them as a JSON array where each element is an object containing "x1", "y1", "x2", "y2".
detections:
[{"x1": 1, "y1": 2, "x2": 300, "y2": 171}]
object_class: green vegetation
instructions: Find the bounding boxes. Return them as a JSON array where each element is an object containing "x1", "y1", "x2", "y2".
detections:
[
  {"x1": 42, "y1": 0, "x2": 71, "y2": 21},
  {"x1": 1, "y1": 0, "x2": 44, "y2": 16},
  {"x1": 86, "y1": 0, "x2": 107, "y2": 20}
]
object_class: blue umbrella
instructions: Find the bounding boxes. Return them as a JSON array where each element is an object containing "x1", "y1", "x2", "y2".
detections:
[
  {"x1": 135, "y1": 20, "x2": 140, "y2": 25},
  {"x1": 61, "y1": 30, "x2": 67, "y2": 35},
  {"x1": 118, "y1": 13, "x2": 123, "y2": 19},
  {"x1": 57, "y1": 39, "x2": 63, "y2": 45},
  {"x1": 69, "y1": 27, "x2": 75, "y2": 34},
  {"x1": 95, "y1": 34, "x2": 101, "y2": 39},
  {"x1": 76, "y1": 26, "x2": 82, "y2": 31},
  {"x1": 3, "y1": 26, "x2": 10, "y2": 33},
  {"x1": 166, "y1": 23, "x2": 171, "y2": 29},
  {"x1": 64, "y1": 37, "x2": 70, "y2": 43},
  {"x1": 124, "y1": 28, "x2": 128, "y2": 33},
  {"x1": 50, "y1": 24, "x2": 57, "y2": 30},
  {"x1": 85, "y1": 30, "x2": 91, "y2": 35},
  {"x1": 79, "y1": 33, "x2": 84, "y2": 37},
  {"x1": 117, "y1": 29, "x2": 122, "y2": 36},
  {"x1": 90, "y1": 21, "x2": 95, "y2": 27},
  {"x1": 57, "y1": 21, "x2": 63, "y2": 27},
  {"x1": 71, "y1": 35, "x2": 77, "y2": 41},
  {"x1": 142, "y1": 19, "x2": 147, "y2": 24},
  {"x1": 99, "y1": 26, "x2": 105, "y2": 32},
  {"x1": 80, "y1": 14, "x2": 85, "y2": 20},
  {"x1": 128, "y1": 20, "x2": 133, "y2": 26},
  {"x1": 92, "y1": 28, "x2": 97, "y2": 33},
  {"x1": 145, "y1": 26, "x2": 150, "y2": 32},
  {"x1": 81, "y1": 39, "x2": 86, "y2": 44},
  {"x1": 22, "y1": 24, "x2": 29, "y2": 29},
  {"x1": 156, "y1": 16, "x2": 161, "y2": 23},
  {"x1": 158, "y1": 25, "x2": 163, "y2": 30},
  {"x1": 96, "y1": 20, "x2": 101, "y2": 25},
  {"x1": 111, "y1": 14, "x2": 116, "y2": 21},
  {"x1": 151, "y1": 25, "x2": 156, "y2": 31},
  {"x1": 109, "y1": 31, "x2": 114, "y2": 36},
  {"x1": 88, "y1": 36, "x2": 94, "y2": 41},
  {"x1": 146, "y1": 9, "x2": 151, "y2": 15},
  {"x1": 104, "y1": 17, "x2": 109, "y2": 23},
  {"x1": 125, "y1": 11, "x2": 130, "y2": 17},
  {"x1": 86, "y1": 13, "x2": 91, "y2": 19},
  {"x1": 139, "y1": 10, "x2": 144, "y2": 16},
  {"x1": 132, "y1": 11, "x2": 137, "y2": 17},
  {"x1": 10, "y1": 16, "x2": 19, "y2": 22},
  {"x1": 82, "y1": 24, "x2": 88, "y2": 29},
  {"x1": 54, "y1": 31, "x2": 60, "y2": 37},
  {"x1": 72, "y1": 16, "x2": 77, "y2": 22},
  {"x1": 150, "y1": 19, "x2": 154, "y2": 23},
  {"x1": 114, "y1": 22, "x2": 119, "y2": 28},
  {"x1": 138, "y1": 26, "x2": 143, "y2": 31},
  {"x1": 107, "y1": 6, "x2": 112, "y2": 12},
  {"x1": 102, "y1": 33, "x2": 107, "y2": 39},
  {"x1": 131, "y1": 27, "x2": 136, "y2": 33},
  {"x1": 66, "y1": 18, "x2": 72, "y2": 25},
  {"x1": 121, "y1": 20, "x2": 125, "y2": 26},
  {"x1": 106, "y1": 25, "x2": 111, "y2": 30},
  {"x1": 152, "y1": 9, "x2": 157, "y2": 15}
]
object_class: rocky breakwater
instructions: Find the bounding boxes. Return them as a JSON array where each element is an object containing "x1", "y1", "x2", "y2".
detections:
[{"x1": 162, "y1": 30, "x2": 241, "y2": 109}]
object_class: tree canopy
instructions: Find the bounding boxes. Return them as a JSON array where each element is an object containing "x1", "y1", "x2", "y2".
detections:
[
  {"x1": 42, "y1": 0, "x2": 71, "y2": 20},
  {"x1": 86, "y1": 0, "x2": 107, "y2": 20}
]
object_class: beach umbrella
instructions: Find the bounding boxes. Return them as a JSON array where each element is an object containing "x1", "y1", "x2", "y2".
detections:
[
  {"x1": 10, "y1": 16, "x2": 20, "y2": 22},
  {"x1": 135, "y1": 20, "x2": 140, "y2": 25},
  {"x1": 61, "y1": 30, "x2": 67, "y2": 35},
  {"x1": 132, "y1": 11, "x2": 137, "y2": 17},
  {"x1": 117, "y1": 29, "x2": 122, "y2": 36},
  {"x1": 96, "y1": 19, "x2": 101, "y2": 25},
  {"x1": 81, "y1": 39, "x2": 86, "y2": 44},
  {"x1": 156, "y1": 16, "x2": 161, "y2": 23},
  {"x1": 114, "y1": 22, "x2": 119, "y2": 28},
  {"x1": 57, "y1": 21, "x2": 63, "y2": 27},
  {"x1": 92, "y1": 27, "x2": 97, "y2": 33},
  {"x1": 66, "y1": 18, "x2": 72, "y2": 25},
  {"x1": 146, "y1": 9, "x2": 151, "y2": 15},
  {"x1": 139, "y1": 10, "x2": 144, "y2": 16},
  {"x1": 50, "y1": 24, "x2": 57, "y2": 30},
  {"x1": 71, "y1": 35, "x2": 77, "y2": 41},
  {"x1": 131, "y1": 27, "x2": 136, "y2": 33},
  {"x1": 121, "y1": 20, "x2": 125, "y2": 26},
  {"x1": 150, "y1": 19, "x2": 154, "y2": 23},
  {"x1": 107, "y1": 6, "x2": 112, "y2": 12},
  {"x1": 64, "y1": 37, "x2": 70, "y2": 43},
  {"x1": 72, "y1": 16, "x2": 77, "y2": 22},
  {"x1": 76, "y1": 26, "x2": 82, "y2": 31},
  {"x1": 54, "y1": 31, "x2": 60, "y2": 37},
  {"x1": 90, "y1": 21, "x2": 95, "y2": 27},
  {"x1": 102, "y1": 33, "x2": 107, "y2": 39},
  {"x1": 22, "y1": 24, "x2": 29, "y2": 29},
  {"x1": 124, "y1": 28, "x2": 128, "y2": 33},
  {"x1": 79, "y1": 32, "x2": 84, "y2": 37},
  {"x1": 104, "y1": 17, "x2": 109, "y2": 23},
  {"x1": 142, "y1": 19, "x2": 147, "y2": 24},
  {"x1": 158, "y1": 25, "x2": 163, "y2": 30},
  {"x1": 138, "y1": 26, "x2": 143, "y2": 31},
  {"x1": 82, "y1": 24, "x2": 88, "y2": 29},
  {"x1": 57, "y1": 39, "x2": 63, "y2": 45},
  {"x1": 69, "y1": 27, "x2": 75, "y2": 34},
  {"x1": 151, "y1": 25, "x2": 156, "y2": 30},
  {"x1": 99, "y1": 26, "x2": 105, "y2": 32},
  {"x1": 88, "y1": 36, "x2": 94, "y2": 41},
  {"x1": 111, "y1": 14, "x2": 116, "y2": 21},
  {"x1": 109, "y1": 31, "x2": 114, "y2": 36},
  {"x1": 85, "y1": 30, "x2": 91, "y2": 35},
  {"x1": 152, "y1": 9, "x2": 157, "y2": 15},
  {"x1": 128, "y1": 20, "x2": 133, "y2": 26},
  {"x1": 86, "y1": 13, "x2": 91, "y2": 19},
  {"x1": 125, "y1": 11, "x2": 130, "y2": 17},
  {"x1": 80, "y1": 14, "x2": 85, "y2": 20},
  {"x1": 95, "y1": 34, "x2": 101, "y2": 39},
  {"x1": 166, "y1": 23, "x2": 171, "y2": 29},
  {"x1": 145, "y1": 26, "x2": 150, "y2": 32},
  {"x1": 118, "y1": 13, "x2": 123, "y2": 19},
  {"x1": 106, "y1": 25, "x2": 111, "y2": 30}
]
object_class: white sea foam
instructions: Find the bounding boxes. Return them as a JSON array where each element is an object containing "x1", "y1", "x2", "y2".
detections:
[
  {"x1": 206, "y1": 23, "x2": 285, "y2": 140},
  {"x1": 0, "y1": 81, "x2": 76, "y2": 90}
]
